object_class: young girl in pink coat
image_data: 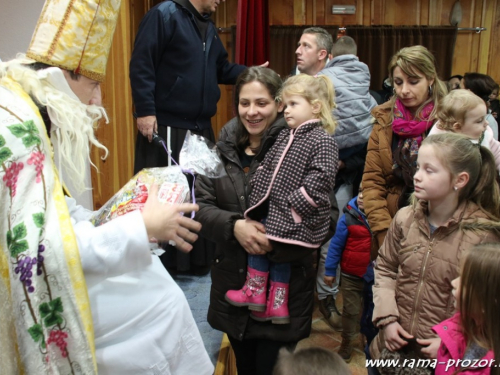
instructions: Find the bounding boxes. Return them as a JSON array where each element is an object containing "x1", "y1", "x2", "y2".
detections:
[{"x1": 433, "y1": 243, "x2": 500, "y2": 375}]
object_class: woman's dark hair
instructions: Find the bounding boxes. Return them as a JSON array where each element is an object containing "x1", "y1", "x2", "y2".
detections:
[
  {"x1": 463, "y1": 72, "x2": 496, "y2": 105},
  {"x1": 447, "y1": 74, "x2": 463, "y2": 81},
  {"x1": 233, "y1": 66, "x2": 282, "y2": 151}
]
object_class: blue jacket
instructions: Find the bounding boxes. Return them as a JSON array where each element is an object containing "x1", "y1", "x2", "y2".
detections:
[
  {"x1": 325, "y1": 196, "x2": 371, "y2": 278},
  {"x1": 319, "y1": 54, "x2": 377, "y2": 150},
  {"x1": 129, "y1": 0, "x2": 246, "y2": 131}
]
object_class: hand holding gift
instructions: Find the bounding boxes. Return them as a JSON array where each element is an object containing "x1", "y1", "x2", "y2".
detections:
[{"x1": 142, "y1": 184, "x2": 200, "y2": 253}]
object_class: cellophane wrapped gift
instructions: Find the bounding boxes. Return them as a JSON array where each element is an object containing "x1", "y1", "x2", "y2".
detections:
[
  {"x1": 90, "y1": 166, "x2": 190, "y2": 226},
  {"x1": 90, "y1": 130, "x2": 226, "y2": 227}
]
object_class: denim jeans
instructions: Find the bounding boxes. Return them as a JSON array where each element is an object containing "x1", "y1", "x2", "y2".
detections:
[
  {"x1": 316, "y1": 239, "x2": 339, "y2": 299},
  {"x1": 248, "y1": 254, "x2": 291, "y2": 283}
]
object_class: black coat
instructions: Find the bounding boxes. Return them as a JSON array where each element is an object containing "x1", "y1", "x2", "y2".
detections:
[
  {"x1": 195, "y1": 117, "x2": 338, "y2": 342},
  {"x1": 129, "y1": 0, "x2": 245, "y2": 131}
]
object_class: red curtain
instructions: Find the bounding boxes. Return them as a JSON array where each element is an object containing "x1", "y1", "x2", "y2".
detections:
[{"x1": 235, "y1": 0, "x2": 269, "y2": 66}]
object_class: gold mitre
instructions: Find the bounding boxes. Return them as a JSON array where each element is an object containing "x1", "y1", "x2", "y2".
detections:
[{"x1": 26, "y1": 0, "x2": 122, "y2": 82}]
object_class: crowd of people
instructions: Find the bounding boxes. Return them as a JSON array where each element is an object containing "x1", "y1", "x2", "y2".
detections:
[{"x1": 2, "y1": 0, "x2": 500, "y2": 374}]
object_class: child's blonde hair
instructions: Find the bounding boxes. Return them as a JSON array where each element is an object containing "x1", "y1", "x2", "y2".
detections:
[
  {"x1": 436, "y1": 89, "x2": 485, "y2": 131},
  {"x1": 420, "y1": 133, "x2": 500, "y2": 221},
  {"x1": 273, "y1": 347, "x2": 350, "y2": 375},
  {"x1": 280, "y1": 74, "x2": 337, "y2": 134},
  {"x1": 459, "y1": 243, "x2": 500, "y2": 375}
]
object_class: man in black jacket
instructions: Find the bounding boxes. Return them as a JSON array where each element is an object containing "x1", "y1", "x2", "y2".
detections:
[
  {"x1": 130, "y1": 0, "x2": 246, "y2": 172},
  {"x1": 130, "y1": 0, "x2": 249, "y2": 273}
]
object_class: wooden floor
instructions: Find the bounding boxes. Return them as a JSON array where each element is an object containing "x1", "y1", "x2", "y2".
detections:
[{"x1": 215, "y1": 290, "x2": 369, "y2": 375}]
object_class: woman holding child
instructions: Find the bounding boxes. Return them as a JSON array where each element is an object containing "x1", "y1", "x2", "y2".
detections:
[
  {"x1": 195, "y1": 67, "x2": 337, "y2": 375},
  {"x1": 362, "y1": 45, "x2": 448, "y2": 258}
]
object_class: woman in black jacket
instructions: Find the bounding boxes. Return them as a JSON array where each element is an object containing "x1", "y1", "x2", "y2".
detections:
[{"x1": 195, "y1": 67, "x2": 321, "y2": 375}]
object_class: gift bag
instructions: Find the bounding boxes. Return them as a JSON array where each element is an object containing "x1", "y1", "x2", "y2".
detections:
[{"x1": 90, "y1": 166, "x2": 190, "y2": 226}]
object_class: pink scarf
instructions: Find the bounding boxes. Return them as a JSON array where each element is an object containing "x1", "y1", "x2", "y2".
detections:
[
  {"x1": 392, "y1": 99, "x2": 434, "y2": 143},
  {"x1": 392, "y1": 99, "x2": 434, "y2": 207}
]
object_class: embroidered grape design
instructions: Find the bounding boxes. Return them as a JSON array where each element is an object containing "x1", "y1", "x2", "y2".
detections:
[
  {"x1": 3, "y1": 161, "x2": 24, "y2": 197},
  {"x1": 47, "y1": 330, "x2": 68, "y2": 358},
  {"x1": 27, "y1": 151, "x2": 45, "y2": 183},
  {"x1": 37, "y1": 244, "x2": 45, "y2": 276},
  {"x1": 15, "y1": 256, "x2": 37, "y2": 293}
]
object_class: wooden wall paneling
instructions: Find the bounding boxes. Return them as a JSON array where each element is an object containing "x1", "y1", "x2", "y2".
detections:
[
  {"x1": 419, "y1": 0, "x2": 430, "y2": 25},
  {"x1": 294, "y1": 0, "x2": 306, "y2": 24},
  {"x1": 131, "y1": 0, "x2": 147, "y2": 37},
  {"x1": 370, "y1": 0, "x2": 386, "y2": 24},
  {"x1": 225, "y1": 0, "x2": 239, "y2": 24},
  {"x1": 91, "y1": 0, "x2": 135, "y2": 209},
  {"x1": 488, "y1": 1, "x2": 500, "y2": 81},
  {"x1": 427, "y1": 0, "x2": 443, "y2": 25},
  {"x1": 315, "y1": 0, "x2": 327, "y2": 25},
  {"x1": 269, "y1": 1, "x2": 294, "y2": 24},
  {"x1": 450, "y1": 0, "x2": 474, "y2": 76},
  {"x1": 362, "y1": 0, "x2": 371, "y2": 25},
  {"x1": 356, "y1": 0, "x2": 367, "y2": 25},
  {"x1": 477, "y1": 0, "x2": 494, "y2": 74},
  {"x1": 469, "y1": 0, "x2": 484, "y2": 72},
  {"x1": 305, "y1": 0, "x2": 313, "y2": 25},
  {"x1": 392, "y1": 0, "x2": 420, "y2": 25},
  {"x1": 212, "y1": 0, "x2": 238, "y2": 139}
]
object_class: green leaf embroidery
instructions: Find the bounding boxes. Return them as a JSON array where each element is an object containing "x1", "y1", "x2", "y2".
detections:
[
  {"x1": 22, "y1": 134, "x2": 41, "y2": 148},
  {"x1": 33, "y1": 213, "x2": 45, "y2": 228},
  {"x1": 7, "y1": 121, "x2": 41, "y2": 147},
  {"x1": 44, "y1": 313, "x2": 63, "y2": 327},
  {"x1": 27, "y1": 324, "x2": 46, "y2": 348},
  {"x1": 6, "y1": 231, "x2": 12, "y2": 247},
  {"x1": 39, "y1": 297, "x2": 64, "y2": 328},
  {"x1": 49, "y1": 298, "x2": 64, "y2": 313},
  {"x1": 12, "y1": 223, "x2": 27, "y2": 240},
  {"x1": 0, "y1": 135, "x2": 6, "y2": 147},
  {"x1": 0, "y1": 147, "x2": 12, "y2": 164},
  {"x1": 7, "y1": 223, "x2": 29, "y2": 257},
  {"x1": 9, "y1": 240, "x2": 29, "y2": 257},
  {"x1": 39, "y1": 302, "x2": 51, "y2": 318},
  {"x1": 25, "y1": 121, "x2": 38, "y2": 134},
  {"x1": 7, "y1": 124, "x2": 26, "y2": 137}
]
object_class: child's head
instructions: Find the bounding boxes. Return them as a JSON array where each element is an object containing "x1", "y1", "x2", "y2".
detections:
[
  {"x1": 462, "y1": 72, "x2": 497, "y2": 106},
  {"x1": 454, "y1": 243, "x2": 500, "y2": 363},
  {"x1": 415, "y1": 133, "x2": 500, "y2": 218},
  {"x1": 490, "y1": 83, "x2": 499, "y2": 101},
  {"x1": 437, "y1": 89, "x2": 488, "y2": 140},
  {"x1": 273, "y1": 347, "x2": 350, "y2": 375},
  {"x1": 357, "y1": 183, "x2": 364, "y2": 212},
  {"x1": 280, "y1": 74, "x2": 337, "y2": 134}
]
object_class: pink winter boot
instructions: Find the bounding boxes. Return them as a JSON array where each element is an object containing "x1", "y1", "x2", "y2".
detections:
[
  {"x1": 225, "y1": 267, "x2": 268, "y2": 311},
  {"x1": 251, "y1": 281, "x2": 290, "y2": 324}
]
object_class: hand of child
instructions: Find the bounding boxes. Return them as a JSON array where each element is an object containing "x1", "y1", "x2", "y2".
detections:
[
  {"x1": 234, "y1": 219, "x2": 272, "y2": 255},
  {"x1": 417, "y1": 337, "x2": 441, "y2": 359},
  {"x1": 323, "y1": 275, "x2": 336, "y2": 287},
  {"x1": 141, "y1": 184, "x2": 200, "y2": 252},
  {"x1": 383, "y1": 321, "x2": 413, "y2": 352}
]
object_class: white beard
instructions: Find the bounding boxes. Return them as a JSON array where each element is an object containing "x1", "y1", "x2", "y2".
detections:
[{"x1": 1, "y1": 59, "x2": 109, "y2": 194}]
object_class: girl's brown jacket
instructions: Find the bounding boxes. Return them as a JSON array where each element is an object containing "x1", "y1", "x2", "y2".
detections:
[{"x1": 370, "y1": 200, "x2": 500, "y2": 359}]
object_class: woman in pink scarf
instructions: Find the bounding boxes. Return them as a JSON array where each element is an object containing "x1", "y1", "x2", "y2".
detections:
[{"x1": 362, "y1": 46, "x2": 448, "y2": 260}]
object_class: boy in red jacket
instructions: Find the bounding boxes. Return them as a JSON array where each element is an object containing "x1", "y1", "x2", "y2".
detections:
[{"x1": 324, "y1": 187, "x2": 371, "y2": 362}]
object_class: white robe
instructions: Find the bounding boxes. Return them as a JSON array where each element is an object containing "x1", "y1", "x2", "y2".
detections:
[{"x1": 66, "y1": 197, "x2": 214, "y2": 375}]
